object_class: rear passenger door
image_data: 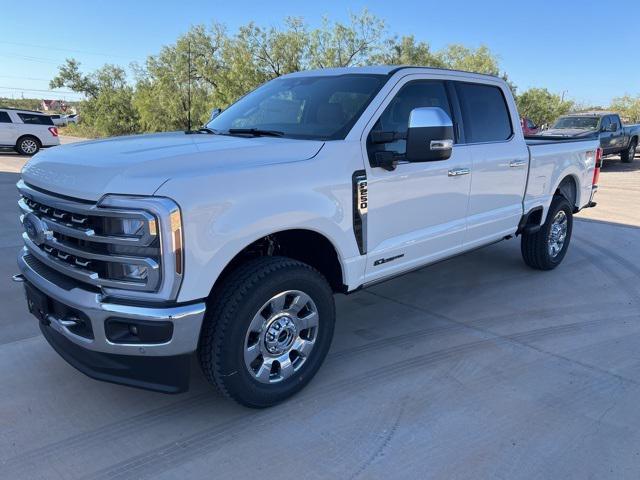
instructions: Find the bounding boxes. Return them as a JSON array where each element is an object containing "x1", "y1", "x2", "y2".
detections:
[
  {"x1": 0, "y1": 111, "x2": 16, "y2": 146},
  {"x1": 453, "y1": 81, "x2": 529, "y2": 248}
]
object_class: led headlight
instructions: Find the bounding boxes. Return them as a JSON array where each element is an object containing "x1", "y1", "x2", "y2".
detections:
[
  {"x1": 97, "y1": 195, "x2": 184, "y2": 302},
  {"x1": 122, "y1": 264, "x2": 149, "y2": 281}
]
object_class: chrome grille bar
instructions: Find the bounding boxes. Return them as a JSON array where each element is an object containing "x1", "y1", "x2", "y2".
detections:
[{"x1": 17, "y1": 180, "x2": 162, "y2": 293}]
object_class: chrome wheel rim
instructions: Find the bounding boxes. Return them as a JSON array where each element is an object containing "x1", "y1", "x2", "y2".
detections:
[
  {"x1": 548, "y1": 210, "x2": 568, "y2": 258},
  {"x1": 244, "y1": 290, "x2": 319, "y2": 384},
  {"x1": 21, "y1": 139, "x2": 37, "y2": 154}
]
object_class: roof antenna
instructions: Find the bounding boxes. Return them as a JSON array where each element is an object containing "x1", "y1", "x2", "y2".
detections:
[{"x1": 187, "y1": 40, "x2": 192, "y2": 132}]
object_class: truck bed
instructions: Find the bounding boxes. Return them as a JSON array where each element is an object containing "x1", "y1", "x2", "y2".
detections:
[{"x1": 523, "y1": 137, "x2": 599, "y2": 220}]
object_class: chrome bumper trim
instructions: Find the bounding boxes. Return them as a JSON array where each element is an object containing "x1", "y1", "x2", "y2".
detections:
[{"x1": 18, "y1": 248, "x2": 205, "y2": 357}]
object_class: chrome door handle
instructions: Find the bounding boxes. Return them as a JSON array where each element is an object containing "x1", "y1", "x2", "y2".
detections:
[
  {"x1": 448, "y1": 168, "x2": 470, "y2": 177},
  {"x1": 509, "y1": 160, "x2": 527, "y2": 168}
]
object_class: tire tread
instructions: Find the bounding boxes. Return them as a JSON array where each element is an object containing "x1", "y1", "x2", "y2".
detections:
[{"x1": 198, "y1": 256, "x2": 330, "y2": 405}]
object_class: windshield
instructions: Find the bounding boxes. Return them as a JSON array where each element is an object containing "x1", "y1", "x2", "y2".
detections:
[
  {"x1": 552, "y1": 116, "x2": 599, "y2": 130},
  {"x1": 206, "y1": 74, "x2": 386, "y2": 140}
]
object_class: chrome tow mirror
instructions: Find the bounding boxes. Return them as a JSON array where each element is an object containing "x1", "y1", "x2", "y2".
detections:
[{"x1": 406, "y1": 107, "x2": 454, "y2": 162}]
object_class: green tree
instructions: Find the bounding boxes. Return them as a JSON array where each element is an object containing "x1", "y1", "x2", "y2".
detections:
[
  {"x1": 373, "y1": 35, "x2": 444, "y2": 66},
  {"x1": 610, "y1": 95, "x2": 640, "y2": 123},
  {"x1": 437, "y1": 44, "x2": 500, "y2": 75},
  {"x1": 516, "y1": 88, "x2": 574, "y2": 126},
  {"x1": 49, "y1": 12, "x2": 524, "y2": 137},
  {"x1": 308, "y1": 11, "x2": 385, "y2": 68},
  {"x1": 50, "y1": 60, "x2": 139, "y2": 136}
]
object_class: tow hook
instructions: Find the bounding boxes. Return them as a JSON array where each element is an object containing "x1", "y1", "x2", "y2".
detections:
[{"x1": 12, "y1": 273, "x2": 25, "y2": 283}]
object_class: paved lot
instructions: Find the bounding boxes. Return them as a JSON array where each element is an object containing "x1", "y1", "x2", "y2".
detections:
[{"x1": 1, "y1": 146, "x2": 639, "y2": 479}]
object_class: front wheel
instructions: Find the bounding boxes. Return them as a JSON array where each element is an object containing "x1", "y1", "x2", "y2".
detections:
[
  {"x1": 621, "y1": 140, "x2": 637, "y2": 163},
  {"x1": 521, "y1": 196, "x2": 573, "y2": 270},
  {"x1": 198, "y1": 256, "x2": 335, "y2": 408}
]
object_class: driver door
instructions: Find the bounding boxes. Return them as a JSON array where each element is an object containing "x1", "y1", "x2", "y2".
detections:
[{"x1": 361, "y1": 76, "x2": 472, "y2": 283}]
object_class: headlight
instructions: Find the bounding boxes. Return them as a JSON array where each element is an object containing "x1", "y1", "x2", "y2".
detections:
[{"x1": 98, "y1": 195, "x2": 184, "y2": 302}]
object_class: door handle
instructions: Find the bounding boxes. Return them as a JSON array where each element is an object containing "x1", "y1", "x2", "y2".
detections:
[
  {"x1": 448, "y1": 168, "x2": 470, "y2": 177},
  {"x1": 509, "y1": 160, "x2": 527, "y2": 168}
]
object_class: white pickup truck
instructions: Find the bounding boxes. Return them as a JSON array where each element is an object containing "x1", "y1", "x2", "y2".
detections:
[{"x1": 15, "y1": 66, "x2": 601, "y2": 407}]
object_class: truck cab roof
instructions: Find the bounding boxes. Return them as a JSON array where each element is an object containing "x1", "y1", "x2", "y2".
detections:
[{"x1": 282, "y1": 65, "x2": 505, "y2": 82}]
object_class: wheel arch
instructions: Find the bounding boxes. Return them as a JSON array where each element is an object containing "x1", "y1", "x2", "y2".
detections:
[
  {"x1": 206, "y1": 228, "x2": 347, "y2": 302},
  {"x1": 554, "y1": 174, "x2": 579, "y2": 210},
  {"x1": 16, "y1": 134, "x2": 41, "y2": 147}
]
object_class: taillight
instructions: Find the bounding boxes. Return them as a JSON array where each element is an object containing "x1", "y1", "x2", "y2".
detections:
[
  {"x1": 48, "y1": 127, "x2": 58, "y2": 137},
  {"x1": 592, "y1": 147, "x2": 602, "y2": 186}
]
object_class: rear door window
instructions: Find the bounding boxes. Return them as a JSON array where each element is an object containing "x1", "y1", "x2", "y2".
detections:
[
  {"x1": 17, "y1": 113, "x2": 54, "y2": 125},
  {"x1": 0, "y1": 112, "x2": 12, "y2": 123},
  {"x1": 455, "y1": 82, "x2": 513, "y2": 143}
]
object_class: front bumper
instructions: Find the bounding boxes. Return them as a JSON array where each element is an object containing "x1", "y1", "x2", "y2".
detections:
[{"x1": 17, "y1": 248, "x2": 206, "y2": 393}]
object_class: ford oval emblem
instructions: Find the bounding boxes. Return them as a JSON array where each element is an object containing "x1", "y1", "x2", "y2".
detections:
[{"x1": 23, "y1": 213, "x2": 47, "y2": 245}]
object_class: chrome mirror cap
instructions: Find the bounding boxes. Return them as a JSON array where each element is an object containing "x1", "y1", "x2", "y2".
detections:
[{"x1": 408, "y1": 107, "x2": 453, "y2": 129}]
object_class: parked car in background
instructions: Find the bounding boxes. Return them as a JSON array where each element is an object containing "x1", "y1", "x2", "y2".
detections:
[
  {"x1": 15, "y1": 66, "x2": 602, "y2": 407},
  {"x1": 520, "y1": 117, "x2": 539, "y2": 135},
  {"x1": 64, "y1": 114, "x2": 79, "y2": 124},
  {"x1": 541, "y1": 112, "x2": 639, "y2": 163},
  {"x1": 0, "y1": 108, "x2": 60, "y2": 155},
  {"x1": 49, "y1": 114, "x2": 66, "y2": 127}
]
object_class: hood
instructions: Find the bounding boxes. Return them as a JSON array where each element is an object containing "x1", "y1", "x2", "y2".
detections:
[
  {"x1": 539, "y1": 128, "x2": 597, "y2": 137},
  {"x1": 21, "y1": 132, "x2": 324, "y2": 201}
]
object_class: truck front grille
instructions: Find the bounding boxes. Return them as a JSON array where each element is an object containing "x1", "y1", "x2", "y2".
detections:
[{"x1": 18, "y1": 181, "x2": 161, "y2": 293}]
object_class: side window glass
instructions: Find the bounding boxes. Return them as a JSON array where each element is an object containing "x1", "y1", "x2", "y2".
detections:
[
  {"x1": 600, "y1": 116, "x2": 610, "y2": 131},
  {"x1": 17, "y1": 113, "x2": 54, "y2": 126},
  {"x1": 455, "y1": 82, "x2": 512, "y2": 143},
  {"x1": 369, "y1": 80, "x2": 452, "y2": 156},
  {"x1": 611, "y1": 116, "x2": 620, "y2": 130},
  {"x1": 0, "y1": 112, "x2": 12, "y2": 123}
]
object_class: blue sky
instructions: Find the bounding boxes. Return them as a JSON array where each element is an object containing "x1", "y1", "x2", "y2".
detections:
[{"x1": 1, "y1": 0, "x2": 638, "y2": 106}]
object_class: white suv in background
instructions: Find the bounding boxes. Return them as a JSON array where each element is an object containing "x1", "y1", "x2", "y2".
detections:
[{"x1": 0, "y1": 108, "x2": 60, "y2": 155}]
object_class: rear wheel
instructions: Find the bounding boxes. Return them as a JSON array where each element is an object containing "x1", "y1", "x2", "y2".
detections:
[
  {"x1": 521, "y1": 196, "x2": 573, "y2": 270},
  {"x1": 621, "y1": 139, "x2": 637, "y2": 163},
  {"x1": 15, "y1": 136, "x2": 40, "y2": 156},
  {"x1": 198, "y1": 256, "x2": 335, "y2": 408}
]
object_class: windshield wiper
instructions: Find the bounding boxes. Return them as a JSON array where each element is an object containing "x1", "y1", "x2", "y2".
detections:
[{"x1": 227, "y1": 128, "x2": 285, "y2": 137}]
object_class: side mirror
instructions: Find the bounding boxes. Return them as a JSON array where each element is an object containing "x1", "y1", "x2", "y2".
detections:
[
  {"x1": 406, "y1": 107, "x2": 454, "y2": 162},
  {"x1": 208, "y1": 108, "x2": 222, "y2": 122}
]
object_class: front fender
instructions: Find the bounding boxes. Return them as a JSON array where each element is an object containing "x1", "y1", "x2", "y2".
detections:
[{"x1": 156, "y1": 160, "x2": 361, "y2": 302}]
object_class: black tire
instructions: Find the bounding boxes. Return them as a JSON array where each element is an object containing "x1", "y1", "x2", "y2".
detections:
[
  {"x1": 198, "y1": 256, "x2": 335, "y2": 408},
  {"x1": 621, "y1": 139, "x2": 637, "y2": 163},
  {"x1": 521, "y1": 196, "x2": 573, "y2": 270},
  {"x1": 15, "y1": 136, "x2": 41, "y2": 156}
]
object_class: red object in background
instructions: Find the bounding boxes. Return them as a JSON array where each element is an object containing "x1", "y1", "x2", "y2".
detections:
[{"x1": 520, "y1": 117, "x2": 540, "y2": 135}]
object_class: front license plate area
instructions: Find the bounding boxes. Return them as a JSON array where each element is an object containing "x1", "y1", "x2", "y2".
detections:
[{"x1": 25, "y1": 283, "x2": 50, "y2": 325}]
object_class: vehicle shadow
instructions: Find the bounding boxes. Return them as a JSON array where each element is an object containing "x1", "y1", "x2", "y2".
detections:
[{"x1": 601, "y1": 155, "x2": 640, "y2": 172}]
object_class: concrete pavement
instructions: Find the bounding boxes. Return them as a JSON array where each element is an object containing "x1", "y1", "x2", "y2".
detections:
[{"x1": 1, "y1": 146, "x2": 639, "y2": 479}]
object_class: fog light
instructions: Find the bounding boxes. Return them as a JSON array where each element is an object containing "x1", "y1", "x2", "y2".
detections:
[{"x1": 122, "y1": 264, "x2": 148, "y2": 281}]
